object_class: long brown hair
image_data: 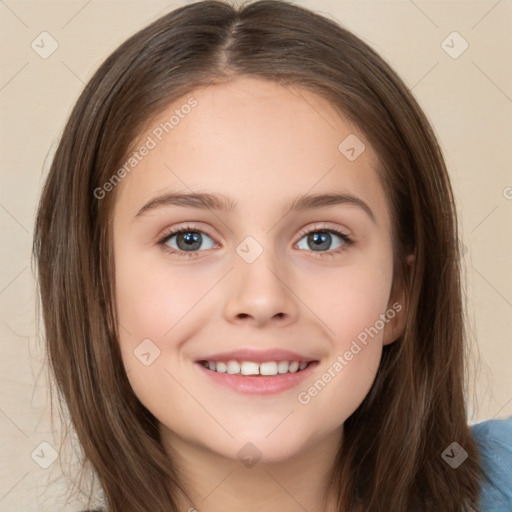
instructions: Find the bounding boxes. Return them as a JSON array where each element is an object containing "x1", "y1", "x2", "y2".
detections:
[{"x1": 33, "y1": 1, "x2": 484, "y2": 510}]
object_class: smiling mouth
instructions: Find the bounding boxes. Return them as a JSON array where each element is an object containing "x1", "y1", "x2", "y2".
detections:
[{"x1": 198, "y1": 359, "x2": 316, "y2": 376}]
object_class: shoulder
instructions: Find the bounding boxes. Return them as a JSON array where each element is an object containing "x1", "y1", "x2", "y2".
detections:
[{"x1": 470, "y1": 415, "x2": 512, "y2": 511}]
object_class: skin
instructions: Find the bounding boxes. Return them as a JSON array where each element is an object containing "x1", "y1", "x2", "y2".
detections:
[{"x1": 112, "y1": 76, "x2": 410, "y2": 511}]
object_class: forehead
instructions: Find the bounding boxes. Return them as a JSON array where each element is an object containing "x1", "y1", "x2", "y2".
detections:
[{"x1": 114, "y1": 76, "x2": 390, "y2": 229}]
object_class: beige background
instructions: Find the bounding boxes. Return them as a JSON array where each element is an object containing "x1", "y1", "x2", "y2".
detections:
[{"x1": 0, "y1": 0, "x2": 511, "y2": 510}]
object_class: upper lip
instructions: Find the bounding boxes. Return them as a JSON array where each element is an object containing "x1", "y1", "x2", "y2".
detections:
[{"x1": 195, "y1": 348, "x2": 318, "y2": 364}]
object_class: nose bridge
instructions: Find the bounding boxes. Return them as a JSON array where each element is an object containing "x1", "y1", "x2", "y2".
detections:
[
  {"x1": 223, "y1": 234, "x2": 298, "y2": 324},
  {"x1": 236, "y1": 235, "x2": 286, "y2": 298}
]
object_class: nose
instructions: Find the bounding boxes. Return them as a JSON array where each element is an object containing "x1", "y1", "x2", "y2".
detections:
[{"x1": 222, "y1": 249, "x2": 299, "y2": 328}]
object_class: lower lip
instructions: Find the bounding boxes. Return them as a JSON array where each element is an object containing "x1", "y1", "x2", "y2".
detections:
[{"x1": 195, "y1": 361, "x2": 319, "y2": 395}]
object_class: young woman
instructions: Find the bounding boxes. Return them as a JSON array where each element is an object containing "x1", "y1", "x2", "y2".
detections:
[{"x1": 33, "y1": 1, "x2": 512, "y2": 511}]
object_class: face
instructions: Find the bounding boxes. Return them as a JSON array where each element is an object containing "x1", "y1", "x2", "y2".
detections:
[{"x1": 112, "y1": 76, "x2": 405, "y2": 464}]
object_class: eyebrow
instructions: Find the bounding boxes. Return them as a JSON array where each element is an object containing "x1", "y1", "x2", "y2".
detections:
[{"x1": 135, "y1": 191, "x2": 376, "y2": 224}]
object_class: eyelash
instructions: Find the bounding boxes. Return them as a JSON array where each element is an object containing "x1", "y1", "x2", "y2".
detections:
[{"x1": 157, "y1": 223, "x2": 354, "y2": 260}]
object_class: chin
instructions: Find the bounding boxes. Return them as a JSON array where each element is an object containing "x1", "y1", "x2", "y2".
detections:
[{"x1": 218, "y1": 425, "x2": 313, "y2": 464}]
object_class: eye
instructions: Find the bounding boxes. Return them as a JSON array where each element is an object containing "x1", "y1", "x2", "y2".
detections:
[
  {"x1": 295, "y1": 223, "x2": 353, "y2": 258},
  {"x1": 157, "y1": 222, "x2": 354, "y2": 259},
  {"x1": 158, "y1": 225, "x2": 217, "y2": 258}
]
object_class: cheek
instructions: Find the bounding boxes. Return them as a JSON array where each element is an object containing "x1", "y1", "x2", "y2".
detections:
[
  {"x1": 115, "y1": 242, "x2": 211, "y2": 338},
  {"x1": 114, "y1": 246, "x2": 204, "y2": 410},
  {"x1": 114, "y1": 242, "x2": 225, "y2": 394},
  {"x1": 297, "y1": 254, "x2": 393, "y2": 412},
  {"x1": 310, "y1": 256, "x2": 393, "y2": 341}
]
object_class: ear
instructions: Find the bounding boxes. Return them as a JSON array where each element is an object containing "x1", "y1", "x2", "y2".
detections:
[{"x1": 382, "y1": 252, "x2": 415, "y2": 346}]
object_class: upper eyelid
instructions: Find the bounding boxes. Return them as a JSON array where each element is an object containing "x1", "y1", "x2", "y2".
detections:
[
  {"x1": 297, "y1": 222, "x2": 351, "y2": 236},
  {"x1": 158, "y1": 222, "x2": 351, "y2": 245}
]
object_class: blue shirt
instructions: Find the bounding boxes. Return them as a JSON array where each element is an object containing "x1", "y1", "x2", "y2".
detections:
[{"x1": 471, "y1": 415, "x2": 512, "y2": 511}]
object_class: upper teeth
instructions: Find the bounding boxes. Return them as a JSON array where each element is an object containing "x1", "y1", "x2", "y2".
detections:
[{"x1": 203, "y1": 360, "x2": 309, "y2": 375}]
